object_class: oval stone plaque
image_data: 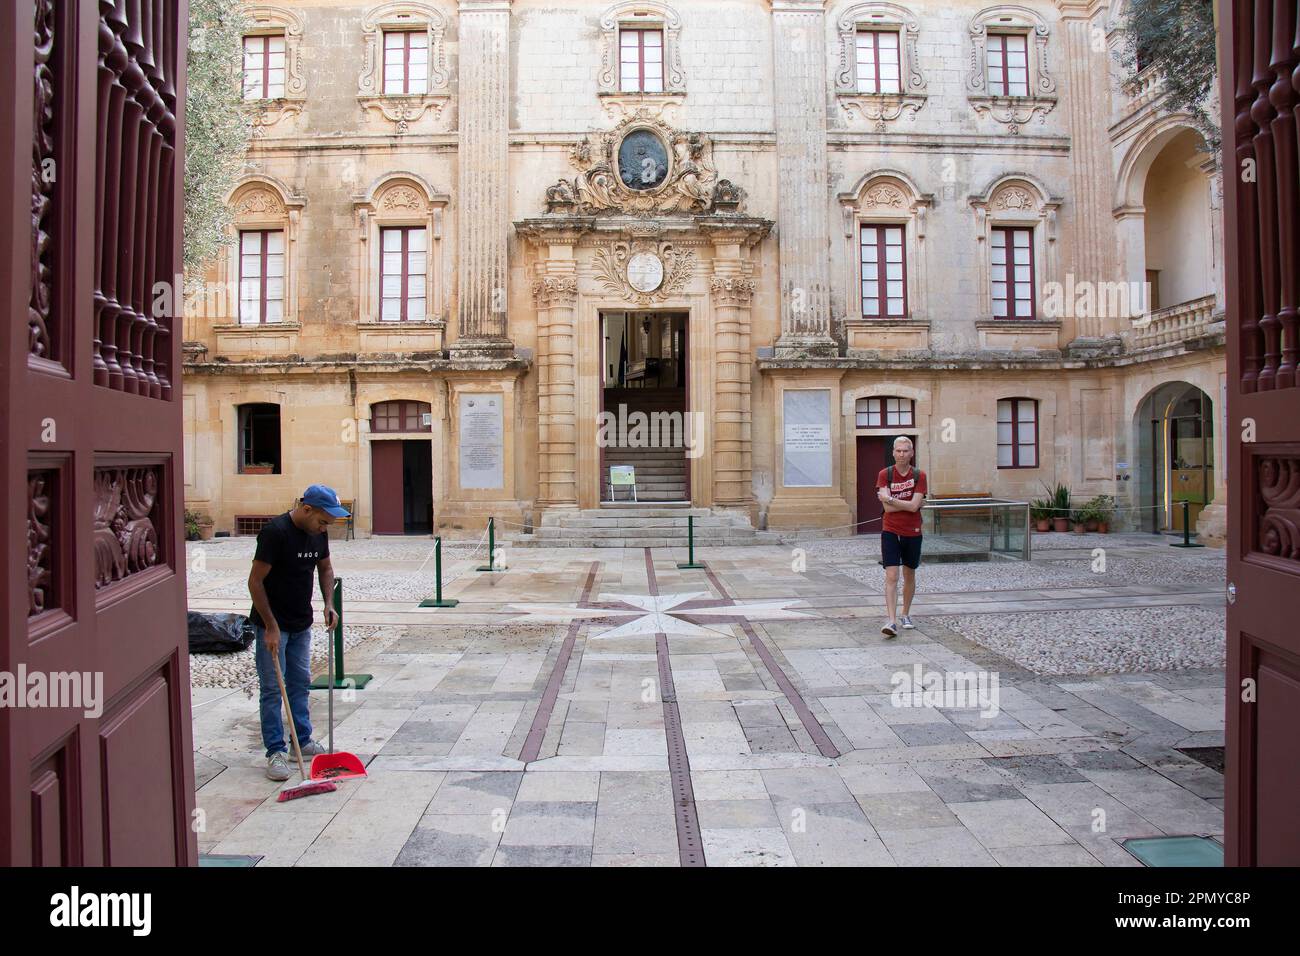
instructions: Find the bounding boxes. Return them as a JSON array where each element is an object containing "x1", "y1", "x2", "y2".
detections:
[{"x1": 617, "y1": 129, "x2": 669, "y2": 191}]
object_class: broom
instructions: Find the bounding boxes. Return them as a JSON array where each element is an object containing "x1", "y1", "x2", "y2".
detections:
[{"x1": 271, "y1": 649, "x2": 337, "y2": 802}]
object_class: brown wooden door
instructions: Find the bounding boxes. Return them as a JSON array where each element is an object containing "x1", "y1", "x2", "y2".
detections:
[
  {"x1": 856, "y1": 436, "x2": 889, "y2": 533},
  {"x1": 1219, "y1": 0, "x2": 1300, "y2": 866},
  {"x1": 2, "y1": 0, "x2": 195, "y2": 865},
  {"x1": 371, "y1": 441, "x2": 405, "y2": 534}
]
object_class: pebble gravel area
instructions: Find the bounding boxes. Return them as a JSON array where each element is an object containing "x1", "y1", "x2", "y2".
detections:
[
  {"x1": 931, "y1": 606, "x2": 1227, "y2": 676},
  {"x1": 188, "y1": 623, "x2": 397, "y2": 690},
  {"x1": 803, "y1": 533, "x2": 1225, "y2": 593}
]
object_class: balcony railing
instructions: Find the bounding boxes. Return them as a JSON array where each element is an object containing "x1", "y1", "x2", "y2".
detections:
[{"x1": 1128, "y1": 294, "x2": 1219, "y2": 350}]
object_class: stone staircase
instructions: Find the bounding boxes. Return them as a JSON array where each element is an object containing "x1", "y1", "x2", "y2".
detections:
[
  {"x1": 600, "y1": 387, "x2": 688, "y2": 502},
  {"x1": 512, "y1": 505, "x2": 778, "y2": 548}
]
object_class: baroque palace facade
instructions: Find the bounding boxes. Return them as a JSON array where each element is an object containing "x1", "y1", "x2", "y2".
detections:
[{"x1": 182, "y1": 0, "x2": 1226, "y2": 542}]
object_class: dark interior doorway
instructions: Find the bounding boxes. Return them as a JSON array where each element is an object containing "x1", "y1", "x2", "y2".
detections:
[{"x1": 403, "y1": 440, "x2": 432, "y2": 533}]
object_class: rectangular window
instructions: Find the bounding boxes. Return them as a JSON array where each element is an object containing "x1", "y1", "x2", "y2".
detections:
[
  {"x1": 238, "y1": 230, "x2": 285, "y2": 325},
  {"x1": 860, "y1": 224, "x2": 907, "y2": 318},
  {"x1": 383, "y1": 30, "x2": 429, "y2": 95},
  {"x1": 620, "y1": 28, "x2": 664, "y2": 93},
  {"x1": 855, "y1": 397, "x2": 915, "y2": 428},
  {"x1": 997, "y1": 398, "x2": 1038, "y2": 468},
  {"x1": 991, "y1": 227, "x2": 1035, "y2": 319},
  {"x1": 242, "y1": 35, "x2": 286, "y2": 99},
  {"x1": 380, "y1": 227, "x2": 427, "y2": 322},
  {"x1": 855, "y1": 30, "x2": 901, "y2": 94},
  {"x1": 987, "y1": 34, "x2": 1029, "y2": 96},
  {"x1": 237, "y1": 403, "x2": 282, "y2": 474}
]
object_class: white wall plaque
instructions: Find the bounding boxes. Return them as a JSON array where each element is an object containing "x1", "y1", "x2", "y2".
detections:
[
  {"x1": 458, "y1": 393, "x2": 504, "y2": 490},
  {"x1": 782, "y1": 389, "x2": 832, "y2": 487}
]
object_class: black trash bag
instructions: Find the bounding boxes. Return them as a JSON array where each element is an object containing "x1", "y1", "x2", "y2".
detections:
[{"x1": 188, "y1": 612, "x2": 257, "y2": 654}]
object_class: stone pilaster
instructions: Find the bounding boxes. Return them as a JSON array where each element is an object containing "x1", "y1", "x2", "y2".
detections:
[
  {"x1": 454, "y1": 0, "x2": 513, "y2": 354},
  {"x1": 1056, "y1": 1, "x2": 1119, "y2": 343},
  {"x1": 770, "y1": 0, "x2": 837, "y2": 357},
  {"x1": 531, "y1": 267, "x2": 580, "y2": 508},
  {"x1": 710, "y1": 270, "x2": 756, "y2": 507}
]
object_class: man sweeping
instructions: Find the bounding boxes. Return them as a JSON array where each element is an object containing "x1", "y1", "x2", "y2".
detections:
[
  {"x1": 248, "y1": 485, "x2": 350, "y2": 781},
  {"x1": 877, "y1": 436, "x2": 926, "y2": 638}
]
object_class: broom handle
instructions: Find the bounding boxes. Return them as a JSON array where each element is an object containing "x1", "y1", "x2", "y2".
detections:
[
  {"x1": 272, "y1": 651, "x2": 308, "y2": 781},
  {"x1": 328, "y1": 587, "x2": 335, "y2": 755}
]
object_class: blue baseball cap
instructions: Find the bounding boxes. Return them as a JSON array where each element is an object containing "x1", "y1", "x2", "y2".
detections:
[{"x1": 301, "y1": 484, "x2": 350, "y2": 517}]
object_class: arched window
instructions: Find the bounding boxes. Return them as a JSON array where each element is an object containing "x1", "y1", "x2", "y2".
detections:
[{"x1": 225, "y1": 179, "x2": 304, "y2": 326}]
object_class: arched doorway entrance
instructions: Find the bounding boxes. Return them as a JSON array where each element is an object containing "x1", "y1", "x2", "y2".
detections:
[{"x1": 1133, "y1": 382, "x2": 1215, "y2": 533}]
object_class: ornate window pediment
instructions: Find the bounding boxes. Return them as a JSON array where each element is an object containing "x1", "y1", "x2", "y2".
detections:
[
  {"x1": 357, "y1": 2, "x2": 450, "y2": 133},
  {"x1": 834, "y1": 3, "x2": 928, "y2": 130},
  {"x1": 353, "y1": 174, "x2": 450, "y2": 327},
  {"x1": 966, "y1": 5, "x2": 1057, "y2": 134},
  {"x1": 838, "y1": 172, "x2": 933, "y2": 325},
  {"x1": 969, "y1": 175, "x2": 1062, "y2": 321},
  {"x1": 244, "y1": 6, "x2": 306, "y2": 134},
  {"x1": 211, "y1": 177, "x2": 306, "y2": 330},
  {"x1": 597, "y1": 2, "x2": 686, "y2": 119}
]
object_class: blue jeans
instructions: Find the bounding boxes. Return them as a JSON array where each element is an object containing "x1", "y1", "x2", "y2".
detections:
[{"x1": 254, "y1": 624, "x2": 314, "y2": 757}]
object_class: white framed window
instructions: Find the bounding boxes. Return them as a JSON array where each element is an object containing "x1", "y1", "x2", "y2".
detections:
[
  {"x1": 238, "y1": 230, "x2": 285, "y2": 325},
  {"x1": 991, "y1": 226, "x2": 1035, "y2": 319},
  {"x1": 860, "y1": 224, "x2": 907, "y2": 318},
  {"x1": 383, "y1": 29, "x2": 429, "y2": 95},
  {"x1": 855, "y1": 29, "x2": 901, "y2": 94},
  {"x1": 379, "y1": 227, "x2": 427, "y2": 322},
  {"x1": 997, "y1": 398, "x2": 1038, "y2": 468},
  {"x1": 619, "y1": 27, "x2": 664, "y2": 93},
  {"x1": 242, "y1": 34, "x2": 286, "y2": 99},
  {"x1": 986, "y1": 33, "x2": 1029, "y2": 97}
]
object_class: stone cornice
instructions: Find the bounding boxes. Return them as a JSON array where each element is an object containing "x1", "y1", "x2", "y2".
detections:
[
  {"x1": 767, "y1": 0, "x2": 828, "y2": 11},
  {"x1": 1052, "y1": 0, "x2": 1108, "y2": 20},
  {"x1": 183, "y1": 354, "x2": 531, "y2": 374}
]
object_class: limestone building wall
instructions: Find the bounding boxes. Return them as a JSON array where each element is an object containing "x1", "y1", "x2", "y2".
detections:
[{"x1": 183, "y1": 0, "x2": 1226, "y2": 543}]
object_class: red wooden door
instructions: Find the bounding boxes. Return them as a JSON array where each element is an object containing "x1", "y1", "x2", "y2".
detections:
[
  {"x1": 2, "y1": 0, "x2": 195, "y2": 865},
  {"x1": 1219, "y1": 0, "x2": 1300, "y2": 866},
  {"x1": 371, "y1": 441, "x2": 405, "y2": 534},
  {"x1": 856, "y1": 436, "x2": 889, "y2": 533}
]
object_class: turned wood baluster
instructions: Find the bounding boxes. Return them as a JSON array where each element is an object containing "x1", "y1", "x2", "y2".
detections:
[
  {"x1": 93, "y1": 7, "x2": 116, "y2": 383},
  {"x1": 115, "y1": 0, "x2": 147, "y2": 394},
  {"x1": 1236, "y1": 2, "x2": 1263, "y2": 393},
  {"x1": 1252, "y1": 0, "x2": 1282, "y2": 391},
  {"x1": 152, "y1": 0, "x2": 178, "y2": 400},
  {"x1": 1272, "y1": 2, "x2": 1299, "y2": 389},
  {"x1": 99, "y1": 0, "x2": 130, "y2": 389}
]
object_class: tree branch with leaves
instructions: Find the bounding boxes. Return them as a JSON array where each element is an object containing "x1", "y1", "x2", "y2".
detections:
[{"x1": 1117, "y1": 0, "x2": 1219, "y2": 152}]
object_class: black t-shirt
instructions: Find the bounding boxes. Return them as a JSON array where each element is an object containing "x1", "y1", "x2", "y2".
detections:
[{"x1": 249, "y1": 512, "x2": 329, "y2": 632}]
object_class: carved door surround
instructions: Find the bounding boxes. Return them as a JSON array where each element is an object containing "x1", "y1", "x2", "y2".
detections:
[{"x1": 517, "y1": 214, "x2": 770, "y2": 513}]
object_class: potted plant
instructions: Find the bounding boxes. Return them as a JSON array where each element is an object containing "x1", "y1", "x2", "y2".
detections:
[
  {"x1": 1042, "y1": 482, "x2": 1072, "y2": 532},
  {"x1": 1089, "y1": 495, "x2": 1114, "y2": 534},
  {"x1": 1030, "y1": 499, "x2": 1053, "y2": 533},
  {"x1": 242, "y1": 462, "x2": 275, "y2": 475},
  {"x1": 184, "y1": 509, "x2": 201, "y2": 541},
  {"x1": 1072, "y1": 503, "x2": 1095, "y2": 534}
]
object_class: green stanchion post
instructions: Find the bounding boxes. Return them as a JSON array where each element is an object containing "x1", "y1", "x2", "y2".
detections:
[
  {"x1": 677, "y1": 514, "x2": 705, "y2": 570},
  {"x1": 420, "y1": 537, "x2": 459, "y2": 607},
  {"x1": 310, "y1": 577, "x2": 373, "y2": 688},
  {"x1": 1170, "y1": 499, "x2": 1205, "y2": 548},
  {"x1": 477, "y1": 516, "x2": 500, "y2": 571}
]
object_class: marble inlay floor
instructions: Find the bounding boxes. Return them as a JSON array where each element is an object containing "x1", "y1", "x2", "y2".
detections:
[{"x1": 189, "y1": 534, "x2": 1226, "y2": 867}]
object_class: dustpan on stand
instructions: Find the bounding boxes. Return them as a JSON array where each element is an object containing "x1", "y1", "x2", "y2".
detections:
[{"x1": 310, "y1": 578, "x2": 367, "y2": 782}]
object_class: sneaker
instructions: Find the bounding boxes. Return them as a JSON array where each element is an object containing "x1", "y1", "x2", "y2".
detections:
[
  {"x1": 900, "y1": 615, "x2": 915, "y2": 630},
  {"x1": 881, "y1": 620, "x2": 898, "y2": 638},
  {"x1": 266, "y1": 752, "x2": 291, "y2": 782},
  {"x1": 298, "y1": 739, "x2": 329, "y2": 757}
]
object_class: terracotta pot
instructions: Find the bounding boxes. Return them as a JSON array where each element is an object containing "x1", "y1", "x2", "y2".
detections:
[
  {"x1": 1035, "y1": 519, "x2": 1051, "y2": 532},
  {"x1": 198, "y1": 520, "x2": 215, "y2": 541},
  {"x1": 1072, "y1": 522, "x2": 1087, "y2": 534},
  {"x1": 1052, "y1": 517, "x2": 1070, "y2": 532},
  {"x1": 1086, "y1": 520, "x2": 1099, "y2": 532},
  {"x1": 242, "y1": 465, "x2": 273, "y2": 475},
  {"x1": 1097, "y1": 522, "x2": 1109, "y2": 534}
]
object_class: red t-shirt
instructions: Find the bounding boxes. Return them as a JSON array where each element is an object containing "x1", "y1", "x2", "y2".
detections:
[{"x1": 876, "y1": 466, "x2": 927, "y2": 537}]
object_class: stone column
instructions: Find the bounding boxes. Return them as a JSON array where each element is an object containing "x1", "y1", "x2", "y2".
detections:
[
  {"x1": 531, "y1": 264, "x2": 579, "y2": 509},
  {"x1": 454, "y1": 0, "x2": 513, "y2": 354},
  {"x1": 771, "y1": 0, "x2": 837, "y2": 357},
  {"x1": 1057, "y1": 1, "x2": 1119, "y2": 343},
  {"x1": 708, "y1": 253, "x2": 756, "y2": 508}
]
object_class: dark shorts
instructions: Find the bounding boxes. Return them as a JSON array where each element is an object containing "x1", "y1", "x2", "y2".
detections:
[{"x1": 880, "y1": 531, "x2": 922, "y2": 569}]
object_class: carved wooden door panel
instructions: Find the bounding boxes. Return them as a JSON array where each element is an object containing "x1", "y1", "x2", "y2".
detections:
[
  {"x1": 1220, "y1": 0, "x2": 1300, "y2": 866},
  {"x1": 2, "y1": 0, "x2": 195, "y2": 866},
  {"x1": 371, "y1": 440, "x2": 405, "y2": 534}
]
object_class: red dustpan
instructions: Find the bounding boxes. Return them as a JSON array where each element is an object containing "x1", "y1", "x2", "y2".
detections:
[{"x1": 309, "y1": 605, "x2": 368, "y2": 782}]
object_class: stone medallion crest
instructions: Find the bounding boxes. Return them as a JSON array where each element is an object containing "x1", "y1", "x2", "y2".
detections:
[{"x1": 542, "y1": 111, "x2": 746, "y2": 217}]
